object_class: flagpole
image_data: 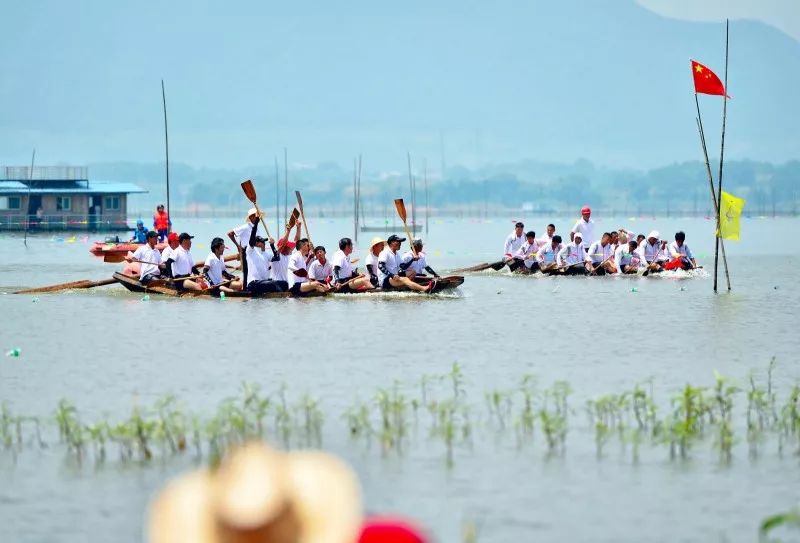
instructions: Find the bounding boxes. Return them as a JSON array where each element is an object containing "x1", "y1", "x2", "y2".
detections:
[
  {"x1": 715, "y1": 19, "x2": 731, "y2": 292},
  {"x1": 695, "y1": 111, "x2": 731, "y2": 287}
]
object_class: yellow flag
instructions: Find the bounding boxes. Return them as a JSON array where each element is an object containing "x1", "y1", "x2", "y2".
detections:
[{"x1": 718, "y1": 191, "x2": 745, "y2": 241}]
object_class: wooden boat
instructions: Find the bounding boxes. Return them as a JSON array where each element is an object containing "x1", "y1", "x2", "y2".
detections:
[
  {"x1": 112, "y1": 272, "x2": 464, "y2": 298},
  {"x1": 90, "y1": 240, "x2": 166, "y2": 259}
]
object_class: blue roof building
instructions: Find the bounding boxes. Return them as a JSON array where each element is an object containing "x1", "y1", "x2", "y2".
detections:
[{"x1": 0, "y1": 166, "x2": 147, "y2": 231}]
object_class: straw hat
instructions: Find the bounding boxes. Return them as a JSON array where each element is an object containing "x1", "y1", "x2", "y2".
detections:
[
  {"x1": 148, "y1": 442, "x2": 362, "y2": 543},
  {"x1": 369, "y1": 237, "x2": 385, "y2": 250}
]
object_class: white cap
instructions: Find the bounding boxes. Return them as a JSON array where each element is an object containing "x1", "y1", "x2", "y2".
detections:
[
  {"x1": 573, "y1": 231, "x2": 583, "y2": 239},
  {"x1": 647, "y1": 230, "x2": 659, "y2": 239}
]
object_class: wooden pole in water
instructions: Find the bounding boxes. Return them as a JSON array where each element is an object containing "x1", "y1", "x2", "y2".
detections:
[
  {"x1": 424, "y1": 159, "x2": 429, "y2": 235},
  {"x1": 353, "y1": 157, "x2": 358, "y2": 241},
  {"x1": 23, "y1": 148, "x2": 35, "y2": 247},
  {"x1": 283, "y1": 148, "x2": 288, "y2": 228},
  {"x1": 274, "y1": 156, "x2": 280, "y2": 234},
  {"x1": 161, "y1": 80, "x2": 171, "y2": 224},
  {"x1": 715, "y1": 19, "x2": 731, "y2": 292},
  {"x1": 406, "y1": 152, "x2": 415, "y2": 236}
]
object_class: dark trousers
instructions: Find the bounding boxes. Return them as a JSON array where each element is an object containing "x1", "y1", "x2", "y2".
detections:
[{"x1": 248, "y1": 280, "x2": 284, "y2": 294}]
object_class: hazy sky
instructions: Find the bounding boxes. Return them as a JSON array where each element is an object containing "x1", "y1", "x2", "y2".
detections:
[
  {"x1": 1, "y1": 0, "x2": 798, "y2": 173},
  {"x1": 637, "y1": 0, "x2": 800, "y2": 41}
]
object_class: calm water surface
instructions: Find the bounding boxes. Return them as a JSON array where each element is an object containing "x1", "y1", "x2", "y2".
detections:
[{"x1": 1, "y1": 216, "x2": 799, "y2": 542}]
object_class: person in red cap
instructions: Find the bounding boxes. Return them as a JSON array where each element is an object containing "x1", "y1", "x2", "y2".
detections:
[
  {"x1": 269, "y1": 218, "x2": 303, "y2": 292},
  {"x1": 160, "y1": 232, "x2": 180, "y2": 277},
  {"x1": 571, "y1": 205, "x2": 596, "y2": 248}
]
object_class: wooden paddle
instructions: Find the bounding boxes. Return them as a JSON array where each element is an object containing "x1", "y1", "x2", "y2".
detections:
[
  {"x1": 393, "y1": 198, "x2": 418, "y2": 257},
  {"x1": 294, "y1": 191, "x2": 312, "y2": 246},
  {"x1": 450, "y1": 262, "x2": 491, "y2": 273},
  {"x1": 14, "y1": 277, "x2": 118, "y2": 294},
  {"x1": 642, "y1": 245, "x2": 665, "y2": 277},
  {"x1": 241, "y1": 179, "x2": 273, "y2": 239}
]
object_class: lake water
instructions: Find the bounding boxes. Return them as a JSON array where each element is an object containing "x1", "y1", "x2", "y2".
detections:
[{"x1": 1, "y1": 216, "x2": 799, "y2": 542}]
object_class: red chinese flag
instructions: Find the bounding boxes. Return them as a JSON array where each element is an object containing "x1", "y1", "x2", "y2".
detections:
[{"x1": 691, "y1": 60, "x2": 726, "y2": 96}]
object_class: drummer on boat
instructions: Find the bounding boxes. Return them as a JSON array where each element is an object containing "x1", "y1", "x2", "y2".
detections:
[
  {"x1": 125, "y1": 230, "x2": 164, "y2": 284},
  {"x1": 378, "y1": 235, "x2": 436, "y2": 293}
]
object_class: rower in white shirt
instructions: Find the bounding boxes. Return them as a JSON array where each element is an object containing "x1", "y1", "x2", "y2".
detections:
[
  {"x1": 503, "y1": 222, "x2": 526, "y2": 261},
  {"x1": 170, "y1": 233, "x2": 204, "y2": 291},
  {"x1": 365, "y1": 238, "x2": 385, "y2": 288},
  {"x1": 308, "y1": 246, "x2": 332, "y2": 283},
  {"x1": 288, "y1": 238, "x2": 330, "y2": 296},
  {"x1": 270, "y1": 219, "x2": 302, "y2": 292},
  {"x1": 202, "y1": 237, "x2": 240, "y2": 291},
  {"x1": 160, "y1": 232, "x2": 180, "y2": 276},
  {"x1": 126, "y1": 230, "x2": 164, "y2": 284},
  {"x1": 556, "y1": 231, "x2": 589, "y2": 275},
  {"x1": 331, "y1": 238, "x2": 375, "y2": 292},
  {"x1": 586, "y1": 232, "x2": 616, "y2": 275},
  {"x1": 511, "y1": 231, "x2": 541, "y2": 273},
  {"x1": 536, "y1": 235, "x2": 563, "y2": 273},
  {"x1": 400, "y1": 239, "x2": 440, "y2": 279},
  {"x1": 665, "y1": 231, "x2": 698, "y2": 270},
  {"x1": 539, "y1": 223, "x2": 556, "y2": 246},
  {"x1": 571, "y1": 206, "x2": 596, "y2": 247},
  {"x1": 378, "y1": 235, "x2": 434, "y2": 292},
  {"x1": 227, "y1": 208, "x2": 261, "y2": 287},
  {"x1": 614, "y1": 240, "x2": 644, "y2": 274},
  {"x1": 642, "y1": 230, "x2": 669, "y2": 273},
  {"x1": 242, "y1": 221, "x2": 285, "y2": 294}
]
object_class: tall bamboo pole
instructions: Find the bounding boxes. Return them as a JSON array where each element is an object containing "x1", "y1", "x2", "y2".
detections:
[
  {"x1": 714, "y1": 20, "x2": 731, "y2": 292},
  {"x1": 161, "y1": 80, "x2": 170, "y2": 224}
]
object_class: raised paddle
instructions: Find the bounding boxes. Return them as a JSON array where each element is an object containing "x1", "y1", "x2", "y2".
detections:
[
  {"x1": 294, "y1": 191, "x2": 312, "y2": 246},
  {"x1": 241, "y1": 179, "x2": 273, "y2": 239},
  {"x1": 14, "y1": 277, "x2": 118, "y2": 294},
  {"x1": 393, "y1": 198, "x2": 418, "y2": 257}
]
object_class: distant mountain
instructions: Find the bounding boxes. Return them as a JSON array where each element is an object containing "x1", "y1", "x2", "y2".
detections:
[{"x1": 1, "y1": 0, "x2": 798, "y2": 170}]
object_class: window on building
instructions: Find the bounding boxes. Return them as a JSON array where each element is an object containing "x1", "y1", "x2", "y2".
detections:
[
  {"x1": 104, "y1": 196, "x2": 121, "y2": 210},
  {"x1": 56, "y1": 196, "x2": 71, "y2": 211},
  {"x1": 0, "y1": 196, "x2": 21, "y2": 210}
]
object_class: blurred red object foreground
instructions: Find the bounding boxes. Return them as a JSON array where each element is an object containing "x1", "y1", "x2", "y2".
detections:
[{"x1": 359, "y1": 517, "x2": 427, "y2": 543}]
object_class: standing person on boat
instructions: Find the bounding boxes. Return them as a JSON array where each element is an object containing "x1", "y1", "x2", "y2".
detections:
[
  {"x1": 244, "y1": 227, "x2": 284, "y2": 294},
  {"x1": 586, "y1": 232, "x2": 616, "y2": 275},
  {"x1": 332, "y1": 238, "x2": 375, "y2": 292},
  {"x1": 614, "y1": 240, "x2": 644, "y2": 274},
  {"x1": 308, "y1": 246, "x2": 332, "y2": 283},
  {"x1": 160, "y1": 232, "x2": 180, "y2": 277},
  {"x1": 125, "y1": 230, "x2": 164, "y2": 284},
  {"x1": 130, "y1": 219, "x2": 149, "y2": 243},
  {"x1": 379, "y1": 235, "x2": 435, "y2": 292},
  {"x1": 536, "y1": 235, "x2": 563, "y2": 273},
  {"x1": 228, "y1": 208, "x2": 263, "y2": 288},
  {"x1": 153, "y1": 204, "x2": 172, "y2": 242},
  {"x1": 203, "y1": 237, "x2": 240, "y2": 292},
  {"x1": 642, "y1": 231, "x2": 668, "y2": 273},
  {"x1": 365, "y1": 237, "x2": 385, "y2": 288},
  {"x1": 270, "y1": 220, "x2": 302, "y2": 292},
  {"x1": 664, "y1": 231, "x2": 698, "y2": 270},
  {"x1": 288, "y1": 238, "x2": 330, "y2": 295},
  {"x1": 401, "y1": 239, "x2": 440, "y2": 279},
  {"x1": 571, "y1": 206, "x2": 596, "y2": 248},
  {"x1": 503, "y1": 222, "x2": 525, "y2": 262},
  {"x1": 557, "y1": 231, "x2": 589, "y2": 274},
  {"x1": 511, "y1": 231, "x2": 541, "y2": 273},
  {"x1": 172, "y1": 233, "x2": 204, "y2": 291}
]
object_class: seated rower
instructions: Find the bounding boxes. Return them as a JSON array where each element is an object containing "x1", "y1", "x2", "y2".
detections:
[
  {"x1": 503, "y1": 222, "x2": 525, "y2": 263},
  {"x1": 244, "y1": 220, "x2": 285, "y2": 293},
  {"x1": 228, "y1": 208, "x2": 261, "y2": 288},
  {"x1": 130, "y1": 219, "x2": 149, "y2": 243},
  {"x1": 536, "y1": 235, "x2": 563, "y2": 273},
  {"x1": 269, "y1": 217, "x2": 303, "y2": 292},
  {"x1": 642, "y1": 231, "x2": 669, "y2": 273},
  {"x1": 308, "y1": 246, "x2": 332, "y2": 283},
  {"x1": 125, "y1": 230, "x2": 164, "y2": 284},
  {"x1": 664, "y1": 231, "x2": 697, "y2": 270},
  {"x1": 365, "y1": 237, "x2": 385, "y2": 288},
  {"x1": 556, "y1": 231, "x2": 589, "y2": 275},
  {"x1": 378, "y1": 235, "x2": 436, "y2": 292},
  {"x1": 401, "y1": 239, "x2": 440, "y2": 279},
  {"x1": 203, "y1": 237, "x2": 241, "y2": 292},
  {"x1": 288, "y1": 238, "x2": 330, "y2": 295},
  {"x1": 160, "y1": 232, "x2": 180, "y2": 277},
  {"x1": 540, "y1": 224, "x2": 556, "y2": 245},
  {"x1": 171, "y1": 233, "x2": 204, "y2": 291},
  {"x1": 331, "y1": 238, "x2": 375, "y2": 292},
  {"x1": 586, "y1": 232, "x2": 616, "y2": 275},
  {"x1": 511, "y1": 231, "x2": 541, "y2": 273},
  {"x1": 614, "y1": 240, "x2": 644, "y2": 274}
]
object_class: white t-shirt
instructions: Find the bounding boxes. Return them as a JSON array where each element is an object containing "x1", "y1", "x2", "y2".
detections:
[
  {"x1": 401, "y1": 250, "x2": 427, "y2": 274},
  {"x1": 514, "y1": 241, "x2": 539, "y2": 268},
  {"x1": 536, "y1": 243, "x2": 562, "y2": 264},
  {"x1": 172, "y1": 246, "x2": 195, "y2": 276},
  {"x1": 642, "y1": 240, "x2": 668, "y2": 263},
  {"x1": 365, "y1": 252, "x2": 380, "y2": 279},
  {"x1": 557, "y1": 241, "x2": 587, "y2": 266},
  {"x1": 571, "y1": 219, "x2": 596, "y2": 246},
  {"x1": 331, "y1": 250, "x2": 354, "y2": 282},
  {"x1": 503, "y1": 231, "x2": 525, "y2": 257},
  {"x1": 614, "y1": 245, "x2": 644, "y2": 273},
  {"x1": 308, "y1": 259, "x2": 332, "y2": 282},
  {"x1": 270, "y1": 253, "x2": 289, "y2": 282},
  {"x1": 288, "y1": 251, "x2": 309, "y2": 286},
  {"x1": 246, "y1": 246, "x2": 270, "y2": 284},
  {"x1": 204, "y1": 253, "x2": 226, "y2": 285},
  {"x1": 132, "y1": 245, "x2": 162, "y2": 278},
  {"x1": 668, "y1": 241, "x2": 694, "y2": 260},
  {"x1": 233, "y1": 221, "x2": 255, "y2": 248},
  {"x1": 161, "y1": 245, "x2": 178, "y2": 263},
  {"x1": 587, "y1": 241, "x2": 613, "y2": 265},
  {"x1": 377, "y1": 246, "x2": 401, "y2": 284}
]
